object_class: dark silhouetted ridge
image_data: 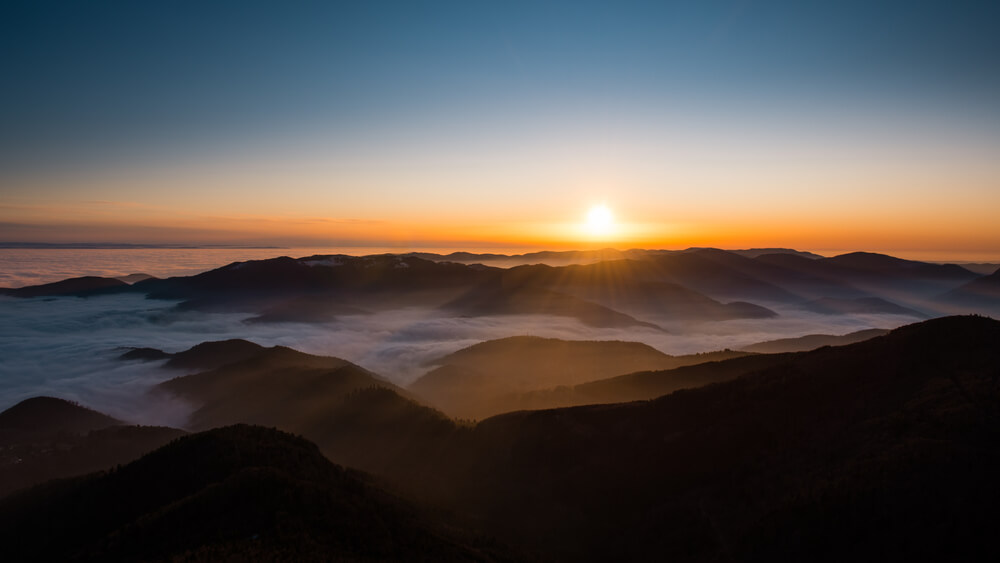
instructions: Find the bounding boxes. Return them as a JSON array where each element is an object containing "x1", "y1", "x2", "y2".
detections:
[
  {"x1": 165, "y1": 338, "x2": 267, "y2": 370},
  {"x1": 0, "y1": 396, "x2": 120, "y2": 435},
  {"x1": 405, "y1": 315, "x2": 1000, "y2": 561},
  {"x1": 122, "y1": 339, "x2": 333, "y2": 373},
  {"x1": 494, "y1": 258, "x2": 779, "y2": 320},
  {"x1": 824, "y1": 251, "x2": 977, "y2": 280},
  {"x1": 0, "y1": 424, "x2": 186, "y2": 499},
  {"x1": 1, "y1": 276, "x2": 129, "y2": 298},
  {"x1": 119, "y1": 347, "x2": 172, "y2": 362},
  {"x1": 0, "y1": 425, "x2": 522, "y2": 562},
  {"x1": 732, "y1": 248, "x2": 824, "y2": 259},
  {"x1": 0, "y1": 398, "x2": 184, "y2": 498},
  {"x1": 443, "y1": 280, "x2": 662, "y2": 329}
]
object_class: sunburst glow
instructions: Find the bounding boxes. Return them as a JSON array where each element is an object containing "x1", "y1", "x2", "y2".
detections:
[{"x1": 584, "y1": 204, "x2": 616, "y2": 238}]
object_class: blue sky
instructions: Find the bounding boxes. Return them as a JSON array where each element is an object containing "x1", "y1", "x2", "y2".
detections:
[
  {"x1": 2, "y1": 1, "x2": 999, "y2": 254},
  {"x1": 4, "y1": 0, "x2": 997, "y2": 170}
]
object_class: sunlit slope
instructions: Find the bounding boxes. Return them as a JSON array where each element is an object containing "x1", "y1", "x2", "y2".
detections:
[{"x1": 410, "y1": 336, "x2": 750, "y2": 418}]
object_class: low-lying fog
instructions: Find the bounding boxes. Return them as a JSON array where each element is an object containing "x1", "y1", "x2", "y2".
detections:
[{"x1": 0, "y1": 293, "x2": 924, "y2": 426}]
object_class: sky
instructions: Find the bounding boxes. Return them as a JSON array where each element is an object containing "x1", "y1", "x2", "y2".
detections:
[{"x1": 2, "y1": 0, "x2": 999, "y2": 257}]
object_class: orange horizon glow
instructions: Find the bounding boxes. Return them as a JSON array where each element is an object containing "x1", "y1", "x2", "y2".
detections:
[
  {"x1": 3, "y1": 210, "x2": 999, "y2": 263},
  {"x1": 3, "y1": 154, "x2": 999, "y2": 262},
  {"x1": 4, "y1": 3, "x2": 999, "y2": 269}
]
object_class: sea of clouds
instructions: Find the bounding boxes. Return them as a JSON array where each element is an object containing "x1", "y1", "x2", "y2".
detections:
[{"x1": 0, "y1": 292, "x2": 923, "y2": 427}]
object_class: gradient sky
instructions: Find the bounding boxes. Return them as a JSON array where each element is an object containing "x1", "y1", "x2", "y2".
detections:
[{"x1": 2, "y1": 0, "x2": 999, "y2": 257}]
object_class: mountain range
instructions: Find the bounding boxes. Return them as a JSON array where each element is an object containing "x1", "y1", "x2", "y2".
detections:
[
  {"x1": 3, "y1": 248, "x2": 1000, "y2": 560},
  {"x1": 410, "y1": 336, "x2": 750, "y2": 419},
  {"x1": 5, "y1": 248, "x2": 995, "y2": 326},
  {"x1": 0, "y1": 425, "x2": 522, "y2": 562},
  {"x1": 3, "y1": 315, "x2": 999, "y2": 560}
]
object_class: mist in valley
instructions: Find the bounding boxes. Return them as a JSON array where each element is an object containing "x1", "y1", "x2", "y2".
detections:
[
  {"x1": 1, "y1": 251, "x2": 998, "y2": 561},
  {"x1": 0, "y1": 289, "x2": 922, "y2": 427}
]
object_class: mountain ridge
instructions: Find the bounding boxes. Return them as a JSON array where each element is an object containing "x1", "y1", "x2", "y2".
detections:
[
  {"x1": 5, "y1": 248, "x2": 993, "y2": 323},
  {"x1": 0, "y1": 425, "x2": 523, "y2": 562},
  {"x1": 2, "y1": 316, "x2": 999, "y2": 560}
]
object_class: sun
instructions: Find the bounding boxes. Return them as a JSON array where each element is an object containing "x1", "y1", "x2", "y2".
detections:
[{"x1": 584, "y1": 204, "x2": 616, "y2": 237}]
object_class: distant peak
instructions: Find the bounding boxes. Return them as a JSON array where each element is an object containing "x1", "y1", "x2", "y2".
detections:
[
  {"x1": 877, "y1": 315, "x2": 1000, "y2": 348},
  {"x1": 179, "y1": 339, "x2": 264, "y2": 354},
  {"x1": 4, "y1": 276, "x2": 129, "y2": 297},
  {"x1": 828, "y1": 251, "x2": 905, "y2": 264},
  {"x1": 166, "y1": 339, "x2": 267, "y2": 370},
  {"x1": 0, "y1": 396, "x2": 121, "y2": 433}
]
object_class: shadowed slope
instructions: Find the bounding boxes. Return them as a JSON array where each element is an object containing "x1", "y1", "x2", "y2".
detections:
[
  {"x1": 495, "y1": 259, "x2": 778, "y2": 321},
  {"x1": 166, "y1": 339, "x2": 269, "y2": 370},
  {"x1": 135, "y1": 254, "x2": 496, "y2": 315},
  {"x1": 109, "y1": 251, "x2": 778, "y2": 323},
  {"x1": 647, "y1": 250, "x2": 805, "y2": 302},
  {"x1": 425, "y1": 336, "x2": 678, "y2": 385},
  {"x1": 0, "y1": 396, "x2": 120, "y2": 437},
  {"x1": 665, "y1": 248, "x2": 860, "y2": 301},
  {"x1": 0, "y1": 398, "x2": 183, "y2": 498},
  {"x1": 6, "y1": 249, "x2": 984, "y2": 321},
  {"x1": 800, "y1": 296, "x2": 927, "y2": 317},
  {"x1": 0, "y1": 425, "x2": 522, "y2": 562},
  {"x1": 155, "y1": 345, "x2": 461, "y2": 479},
  {"x1": 118, "y1": 339, "x2": 269, "y2": 370},
  {"x1": 411, "y1": 316, "x2": 1000, "y2": 561},
  {"x1": 0, "y1": 276, "x2": 129, "y2": 298},
  {"x1": 32, "y1": 317, "x2": 998, "y2": 561},
  {"x1": 822, "y1": 252, "x2": 978, "y2": 280},
  {"x1": 739, "y1": 327, "x2": 889, "y2": 353},
  {"x1": 158, "y1": 345, "x2": 396, "y2": 431},
  {"x1": 442, "y1": 279, "x2": 663, "y2": 329},
  {"x1": 0, "y1": 425, "x2": 186, "y2": 499},
  {"x1": 937, "y1": 268, "x2": 1000, "y2": 315},
  {"x1": 509, "y1": 352, "x2": 789, "y2": 410},
  {"x1": 757, "y1": 251, "x2": 980, "y2": 307}
]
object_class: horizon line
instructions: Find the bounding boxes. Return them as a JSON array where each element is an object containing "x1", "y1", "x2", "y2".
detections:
[{"x1": 2, "y1": 242, "x2": 1000, "y2": 264}]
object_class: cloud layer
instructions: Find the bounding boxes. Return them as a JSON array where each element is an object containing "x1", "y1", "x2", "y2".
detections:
[{"x1": 0, "y1": 293, "x2": 922, "y2": 426}]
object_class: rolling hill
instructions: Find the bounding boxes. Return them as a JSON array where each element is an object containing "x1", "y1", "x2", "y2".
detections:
[
  {"x1": 409, "y1": 315, "x2": 1000, "y2": 561},
  {"x1": 153, "y1": 343, "x2": 461, "y2": 479},
  {"x1": 410, "y1": 336, "x2": 749, "y2": 419},
  {"x1": 7, "y1": 248, "x2": 993, "y2": 325},
  {"x1": 799, "y1": 296, "x2": 927, "y2": 317},
  {"x1": 0, "y1": 396, "x2": 121, "y2": 437},
  {"x1": 157, "y1": 343, "x2": 400, "y2": 430},
  {"x1": 0, "y1": 276, "x2": 129, "y2": 298},
  {"x1": 442, "y1": 281, "x2": 663, "y2": 329},
  {"x1": 738, "y1": 327, "x2": 889, "y2": 353},
  {"x1": 755, "y1": 251, "x2": 980, "y2": 308},
  {"x1": 3, "y1": 316, "x2": 999, "y2": 561},
  {"x1": 936, "y1": 267, "x2": 1000, "y2": 315},
  {"x1": 0, "y1": 425, "x2": 522, "y2": 562},
  {"x1": 0, "y1": 397, "x2": 184, "y2": 498}
]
